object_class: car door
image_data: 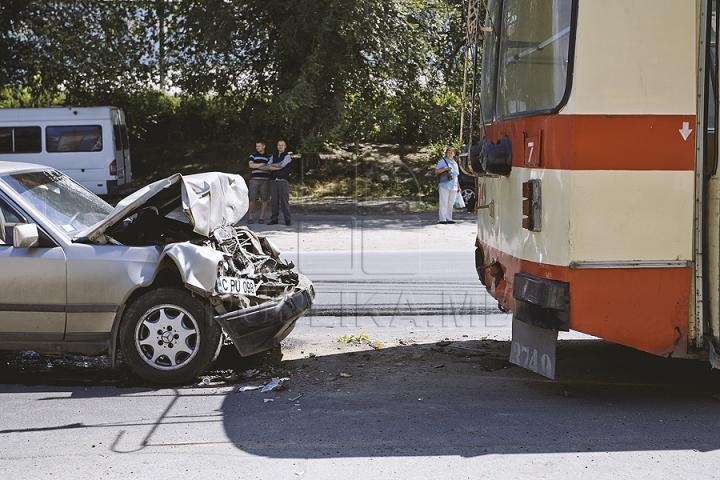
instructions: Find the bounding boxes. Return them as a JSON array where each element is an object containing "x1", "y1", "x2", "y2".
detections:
[{"x1": 0, "y1": 196, "x2": 67, "y2": 342}]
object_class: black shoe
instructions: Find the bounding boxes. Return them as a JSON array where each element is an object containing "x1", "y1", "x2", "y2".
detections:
[
  {"x1": 447, "y1": 220, "x2": 456, "y2": 224},
  {"x1": 268, "y1": 220, "x2": 279, "y2": 225},
  {"x1": 438, "y1": 221, "x2": 447, "y2": 224},
  {"x1": 285, "y1": 220, "x2": 292, "y2": 226}
]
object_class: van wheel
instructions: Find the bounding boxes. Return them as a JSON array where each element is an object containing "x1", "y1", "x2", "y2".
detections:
[{"x1": 119, "y1": 287, "x2": 222, "y2": 384}]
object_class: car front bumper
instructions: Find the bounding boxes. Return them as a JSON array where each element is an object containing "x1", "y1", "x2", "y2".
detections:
[{"x1": 213, "y1": 274, "x2": 315, "y2": 356}]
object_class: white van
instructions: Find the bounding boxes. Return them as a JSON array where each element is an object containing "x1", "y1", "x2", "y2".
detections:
[{"x1": 0, "y1": 106, "x2": 132, "y2": 195}]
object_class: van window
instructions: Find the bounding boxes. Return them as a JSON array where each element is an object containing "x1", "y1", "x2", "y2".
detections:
[
  {"x1": 0, "y1": 127, "x2": 42, "y2": 154},
  {"x1": 46, "y1": 125, "x2": 103, "y2": 153}
]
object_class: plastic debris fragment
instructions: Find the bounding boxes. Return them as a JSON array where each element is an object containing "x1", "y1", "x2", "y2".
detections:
[
  {"x1": 261, "y1": 377, "x2": 289, "y2": 392},
  {"x1": 237, "y1": 385, "x2": 262, "y2": 392}
]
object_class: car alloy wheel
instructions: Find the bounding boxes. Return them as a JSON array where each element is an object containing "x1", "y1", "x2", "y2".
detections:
[
  {"x1": 461, "y1": 187, "x2": 476, "y2": 211},
  {"x1": 120, "y1": 287, "x2": 222, "y2": 384},
  {"x1": 461, "y1": 187, "x2": 475, "y2": 205},
  {"x1": 134, "y1": 304, "x2": 200, "y2": 370}
]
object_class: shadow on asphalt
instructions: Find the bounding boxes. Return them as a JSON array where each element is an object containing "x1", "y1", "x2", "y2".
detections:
[
  {"x1": 218, "y1": 340, "x2": 720, "y2": 457},
  {"x1": 1, "y1": 339, "x2": 720, "y2": 457}
]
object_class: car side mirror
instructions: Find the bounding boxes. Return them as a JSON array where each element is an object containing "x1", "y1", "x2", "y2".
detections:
[{"x1": 13, "y1": 223, "x2": 40, "y2": 248}]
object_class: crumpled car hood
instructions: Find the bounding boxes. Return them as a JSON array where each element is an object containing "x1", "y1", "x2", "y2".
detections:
[{"x1": 74, "y1": 172, "x2": 249, "y2": 243}]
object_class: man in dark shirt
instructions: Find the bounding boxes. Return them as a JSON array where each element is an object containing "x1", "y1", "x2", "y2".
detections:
[
  {"x1": 267, "y1": 140, "x2": 292, "y2": 226},
  {"x1": 247, "y1": 141, "x2": 271, "y2": 224}
]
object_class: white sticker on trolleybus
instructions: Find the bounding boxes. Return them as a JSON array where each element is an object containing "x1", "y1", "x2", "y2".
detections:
[{"x1": 217, "y1": 276, "x2": 258, "y2": 296}]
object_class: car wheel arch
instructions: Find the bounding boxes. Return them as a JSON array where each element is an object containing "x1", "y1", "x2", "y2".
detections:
[{"x1": 108, "y1": 259, "x2": 199, "y2": 368}]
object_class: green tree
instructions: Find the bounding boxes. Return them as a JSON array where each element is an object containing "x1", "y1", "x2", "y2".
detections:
[{"x1": 1, "y1": 0, "x2": 466, "y2": 149}]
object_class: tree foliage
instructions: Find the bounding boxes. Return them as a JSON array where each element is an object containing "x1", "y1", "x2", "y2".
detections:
[{"x1": 0, "y1": 0, "x2": 465, "y2": 149}]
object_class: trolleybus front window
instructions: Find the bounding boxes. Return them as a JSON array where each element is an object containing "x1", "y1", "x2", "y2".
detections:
[{"x1": 496, "y1": 0, "x2": 572, "y2": 117}]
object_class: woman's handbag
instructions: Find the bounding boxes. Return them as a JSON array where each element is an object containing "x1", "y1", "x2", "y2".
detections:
[{"x1": 436, "y1": 159, "x2": 453, "y2": 184}]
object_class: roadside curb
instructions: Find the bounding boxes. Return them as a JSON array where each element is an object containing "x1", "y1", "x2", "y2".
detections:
[{"x1": 290, "y1": 196, "x2": 439, "y2": 215}]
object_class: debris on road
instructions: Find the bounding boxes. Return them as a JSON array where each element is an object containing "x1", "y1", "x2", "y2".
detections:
[
  {"x1": 340, "y1": 373, "x2": 353, "y2": 378},
  {"x1": 237, "y1": 385, "x2": 262, "y2": 392},
  {"x1": 338, "y1": 330, "x2": 372, "y2": 344},
  {"x1": 264, "y1": 398, "x2": 274, "y2": 403},
  {"x1": 197, "y1": 373, "x2": 240, "y2": 387},
  {"x1": 337, "y1": 330, "x2": 385, "y2": 350},
  {"x1": 261, "y1": 377, "x2": 290, "y2": 392},
  {"x1": 288, "y1": 394, "x2": 303, "y2": 402}
]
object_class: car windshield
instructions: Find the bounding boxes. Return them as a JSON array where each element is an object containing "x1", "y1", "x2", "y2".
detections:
[{"x1": 0, "y1": 169, "x2": 112, "y2": 236}]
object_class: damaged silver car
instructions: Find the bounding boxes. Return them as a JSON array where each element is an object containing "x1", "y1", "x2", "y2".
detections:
[{"x1": 0, "y1": 161, "x2": 314, "y2": 384}]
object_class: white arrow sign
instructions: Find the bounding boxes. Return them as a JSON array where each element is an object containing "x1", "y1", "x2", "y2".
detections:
[{"x1": 679, "y1": 122, "x2": 693, "y2": 141}]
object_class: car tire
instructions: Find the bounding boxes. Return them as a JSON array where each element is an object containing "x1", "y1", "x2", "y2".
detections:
[
  {"x1": 461, "y1": 186, "x2": 476, "y2": 212},
  {"x1": 119, "y1": 287, "x2": 222, "y2": 384}
]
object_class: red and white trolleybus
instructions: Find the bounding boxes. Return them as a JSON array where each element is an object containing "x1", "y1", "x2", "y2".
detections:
[{"x1": 460, "y1": 0, "x2": 719, "y2": 377}]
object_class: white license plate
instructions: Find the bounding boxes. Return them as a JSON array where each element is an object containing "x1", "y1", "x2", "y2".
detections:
[{"x1": 217, "y1": 276, "x2": 258, "y2": 296}]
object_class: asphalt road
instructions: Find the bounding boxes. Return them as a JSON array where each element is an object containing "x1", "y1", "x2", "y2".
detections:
[{"x1": 1, "y1": 213, "x2": 720, "y2": 479}]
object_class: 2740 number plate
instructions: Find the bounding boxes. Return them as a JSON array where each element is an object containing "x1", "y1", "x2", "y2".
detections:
[{"x1": 216, "y1": 276, "x2": 258, "y2": 296}]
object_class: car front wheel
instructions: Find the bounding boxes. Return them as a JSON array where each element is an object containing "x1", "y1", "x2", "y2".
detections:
[{"x1": 119, "y1": 287, "x2": 222, "y2": 384}]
